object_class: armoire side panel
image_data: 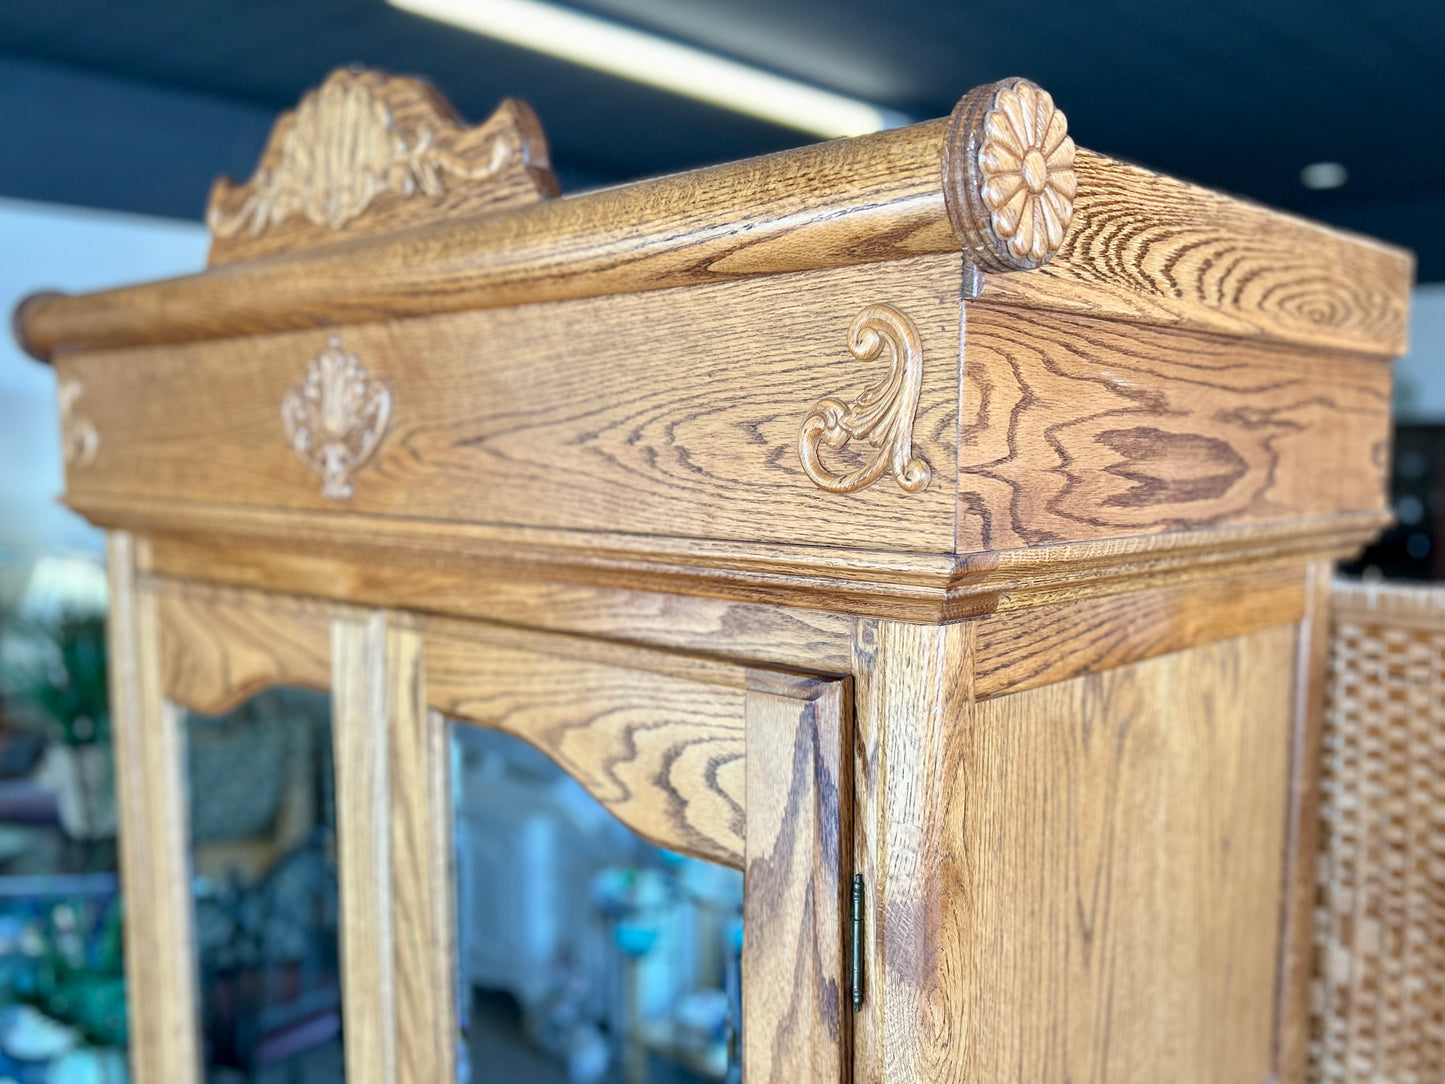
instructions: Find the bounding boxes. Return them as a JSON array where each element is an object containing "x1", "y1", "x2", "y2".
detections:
[{"x1": 954, "y1": 625, "x2": 1297, "y2": 1083}]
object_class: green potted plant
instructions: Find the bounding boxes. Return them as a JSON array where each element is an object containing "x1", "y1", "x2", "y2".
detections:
[{"x1": 0, "y1": 613, "x2": 115, "y2": 839}]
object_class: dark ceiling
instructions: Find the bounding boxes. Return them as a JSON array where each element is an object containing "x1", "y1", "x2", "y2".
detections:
[{"x1": 2, "y1": 0, "x2": 1442, "y2": 279}]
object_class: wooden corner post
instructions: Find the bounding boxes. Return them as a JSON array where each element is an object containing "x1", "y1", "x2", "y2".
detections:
[
  {"x1": 332, "y1": 610, "x2": 458, "y2": 1084},
  {"x1": 107, "y1": 531, "x2": 202, "y2": 1084}
]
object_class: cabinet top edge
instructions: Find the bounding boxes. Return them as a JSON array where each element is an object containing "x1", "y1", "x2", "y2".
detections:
[{"x1": 13, "y1": 71, "x2": 1412, "y2": 364}]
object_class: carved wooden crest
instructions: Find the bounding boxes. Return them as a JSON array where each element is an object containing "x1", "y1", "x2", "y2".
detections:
[
  {"x1": 798, "y1": 305, "x2": 931, "y2": 495},
  {"x1": 207, "y1": 68, "x2": 557, "y2": 265},
  {"x1": 282, "y1": 338, "x2": 392, "y2": 500}
]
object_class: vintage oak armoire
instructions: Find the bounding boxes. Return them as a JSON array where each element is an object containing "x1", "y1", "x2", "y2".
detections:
[{"x1": 13, "y1": 71, "x2": 1415, "y2": 1084}]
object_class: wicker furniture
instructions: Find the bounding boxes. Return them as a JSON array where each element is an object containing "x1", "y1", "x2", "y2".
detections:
[{"x1": 1314, "y1": 581, "x2": 1445, "y2": 1082}]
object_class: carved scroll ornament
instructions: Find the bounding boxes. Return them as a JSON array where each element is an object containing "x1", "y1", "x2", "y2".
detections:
[
  {"x1": 281, "y1": 338, "x2": 392, "y2": 500},
  {"x1": 58, "y1": 378, "x2": 98, "y2": 469},
  {"x1": 798, "y1": 305, "x2": 931, "y2": 495},
  {"x1": 944, "y1": 77, "x2": 1076, "y2": 271}
]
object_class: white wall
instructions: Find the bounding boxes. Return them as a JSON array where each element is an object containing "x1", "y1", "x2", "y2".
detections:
[
  {"x1": 1393, "y1": 283, "x2": 1445, "y2": 421},
  {"x1": 0, "y1": 197, "x2": 208, "y2": 570}
]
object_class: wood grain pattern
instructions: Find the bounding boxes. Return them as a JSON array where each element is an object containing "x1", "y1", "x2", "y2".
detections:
[
  {"x1": 151, "y1": 577, "x2": 331, "y2": 713},
  {"x1": 51, "y1": 270, "x2": 1391, "y2": 618},
  {"x1": 86, "y1": 490, "x2": 1385, "y2": 622},
  {"x1": 974, "y1": 148, "x2": 1413, "y2": 357},
  {"x1": 16, "y1": 116, "x2": 958, "y2": 360},
  {"x1": 58, "y1": 256, "x2": 962, "y2": 553},
  {"x1": 956, "y1": 628, "x2": 1296, "y2": 1083},
  {"x1": 332, "y1": 610, "x2": 397, "y2": 1084},
  {"x1": 958, "y1": 302, "x2": 1393, "y2": 552},
  {"x1": 1275, "y1": 562, "x2": 1333, "y2": 1083},
  {"x1": 207, "y1": 68, "x2": 555, "y2": 265},
  {"x1": 849, "y1": 618, "x2": 974, "y2": 1084},
  {"x1": 107, "y1": 533, "x2": 202, "y2": 1084},
  {"x1": 971, "y1": 564, "x2": 1305, "y2": 699},
  {"x1": 855, "y1": 617, "x2": 1303, "y2": 1083},
  {"x1": 425, "y1": 618, "x2": 749, "y2": 867},
  {"x1": 141, "y1": 533, "x2": 857, "y2": 672},
  {"x1": 17, "y1": 122, "x2": 1407, "y2": 363},
  {"x1": 743, "y1": 671, "x2": 851, "y2": 1084},
  {"x1": 386, "y1": 630, "x2": 458, "y2": 1084},
  {"x1": 82, "y1": 491, "x2": 967, "y2": 621},
  {"x1": 848, "y1": 619, "x2": 884, "y2": 1084},
  {"x1": 949, "y1": 511, "x2": 1385, "y2": 616}
]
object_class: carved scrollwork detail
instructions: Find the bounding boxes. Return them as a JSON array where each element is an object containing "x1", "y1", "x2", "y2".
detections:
[
  {"x1": 943, "y1": 77, "x2": 1076, "y2": 272},
  {"x1": 798, "y1": 305, "x2": 931, "y2": 495},
  {"x1": 208, "y1": 69, "x2": 513, "y2": 240},
  {"x1": 58, "y1": 378, "x2": 98, "y2": 469},
  {"x1": 281, "y1": 337, "x2": 392, "y2": 500}
]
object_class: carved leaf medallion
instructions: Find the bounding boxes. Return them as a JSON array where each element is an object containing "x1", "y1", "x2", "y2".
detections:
[
  {"x1": 281, "y1": 338, "x2": 392, "y2": 500},
  {"x1": 798, "y1": 305, "x2": 932, "y2": 495}
]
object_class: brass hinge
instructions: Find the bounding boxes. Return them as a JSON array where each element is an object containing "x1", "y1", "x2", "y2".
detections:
[{"x1": 850, "y1": 873, "x2": 865, "y2": 1011}]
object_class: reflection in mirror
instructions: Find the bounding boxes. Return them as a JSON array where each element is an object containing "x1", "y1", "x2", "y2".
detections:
[
  {"x1": 451, "y1": 723, "x2": 742, "y2": 1084},
  {"x1": 182, "y1": 687, "x2": 343, "y2": 1083}
]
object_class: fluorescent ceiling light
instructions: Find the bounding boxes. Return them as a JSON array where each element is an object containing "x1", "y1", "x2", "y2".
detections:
[
  {"x1": 1300, "y1": 161, "x2": 1348, "y2": 190},
  {"x1": 388, "y1": 0, "x2": 904, "y2": 137}
]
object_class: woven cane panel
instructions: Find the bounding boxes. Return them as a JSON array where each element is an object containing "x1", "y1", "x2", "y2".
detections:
[{"x1": 1312, "y1": 581, "x2": 1445, "y2": 1083}]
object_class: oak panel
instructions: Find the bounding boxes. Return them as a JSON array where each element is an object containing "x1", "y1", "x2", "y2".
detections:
[
  {"x1": 975, "y1": 148, "x2": 1412, "y2": 358},
  {"x1": 958, "y1": 627, "x2": 1296, "y2": 1083},
  {"x1": 424, "y1": 620, "x2": 748, "y2": 868},
  {"x1": 61, "y1": 255, "x2": 961, "y2": 552},
  {"x1": 19, "y1": 130, "x2": 1408, "y2": 362},
  {"x1": 743, "y1": 673, "x2": 851, "y2": 1084},
  {"x1": 958, "y1": 303, "x2": 1392, "y2": 551},
  {"x1": 151, "y1": 578, "x2": 331, "y2": 714},
  {"x1": 16, "y1": 117, "x2": 961, "y2": 360},
  {"x1": 972, "y1": 564, "x2": 1305, "y2": 698},
  {"x1": 86, "y1": 494, "x2": 1386, "y2": 628},
  {"x1": 142, "y1": 533, "x2": 857, "y2": 672}
]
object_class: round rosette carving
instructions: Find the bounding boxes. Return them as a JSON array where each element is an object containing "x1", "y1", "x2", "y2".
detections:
[{"x1": 943, "y1": 77, "x2": 1076, "y2": 272}]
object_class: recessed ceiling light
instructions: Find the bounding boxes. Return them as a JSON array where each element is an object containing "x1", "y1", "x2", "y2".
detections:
[
  {"x1": 1300, "y1": 161, "x2": 1348, "y2": 190},
  {"x1": 388, "y1": 0, "x2": 905, "y2": 138}
]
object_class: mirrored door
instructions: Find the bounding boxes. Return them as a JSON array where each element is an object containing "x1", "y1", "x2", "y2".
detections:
[
  {"x1": 183, "y1": 687, "x2": 343, "y2": 1083},
  {"x1": 450, "y1": 721, "x2": 744, "y2": 1084}
]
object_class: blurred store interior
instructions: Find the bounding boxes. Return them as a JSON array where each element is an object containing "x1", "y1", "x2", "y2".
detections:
[{"x1": 2, "y1": 2, "x2": 1443, "y2": 1080}]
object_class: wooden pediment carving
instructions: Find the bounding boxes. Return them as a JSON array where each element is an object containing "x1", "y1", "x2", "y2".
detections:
[{"x1": 206, "y1": 67, "x2": 558, "y2": 266}]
